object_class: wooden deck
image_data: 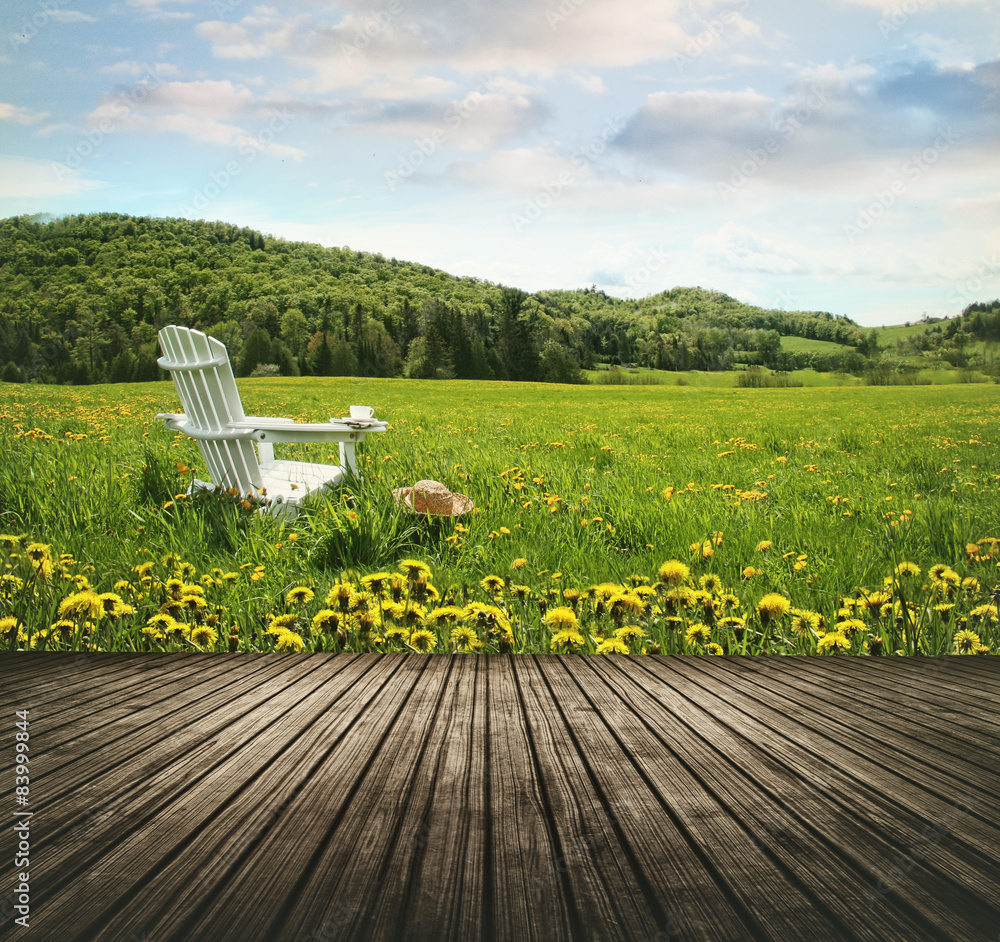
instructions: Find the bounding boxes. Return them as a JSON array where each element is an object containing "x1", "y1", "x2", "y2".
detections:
[{"x1": 2, "y1": 653, "x2": 999, "y2": 942}]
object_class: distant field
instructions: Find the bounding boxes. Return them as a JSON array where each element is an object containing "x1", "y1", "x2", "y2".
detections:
[
  {"x1": 2, "y1": 378, "x2": 998, "y2": 656},
  {"x1": 877, "y1": 321, "x2": 948, "y2": 344},
  {"x1": 779, "y1": 336, "x2": 853, "y2": 354}
]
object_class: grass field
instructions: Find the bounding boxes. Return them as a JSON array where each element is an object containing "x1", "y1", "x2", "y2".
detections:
[
  {"x1": 779, "y1": 335, "x2": 853, "y2": 354},
  {"x1": 2, "y1": 377, "x2": 998, "y2": 657}
]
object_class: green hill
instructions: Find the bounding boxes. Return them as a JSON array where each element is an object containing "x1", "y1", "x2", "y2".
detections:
[{"x1": 1, "y1": 212, "x2": 871, "y2": 385}]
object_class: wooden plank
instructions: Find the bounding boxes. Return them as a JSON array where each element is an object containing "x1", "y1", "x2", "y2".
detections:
[
  {"x1": 27, "y1": 654, "x2": 402, "y2": 942},
  {"x1": 700, "y1": 657, "x2": 1000, "y2": 803},
  {"x1": 628, "y1": 658, "x2": 1000, "y2": 938},
  {"x1": 1, "y1": 654, "x2": 998, "y2": 942},
  {"x1": 98, "y1": 654, "x2": 442, "y2": 942}
]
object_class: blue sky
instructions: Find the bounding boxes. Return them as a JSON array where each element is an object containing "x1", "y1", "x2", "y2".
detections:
[{"x1": 1, "y1": 0, "x2": 998, "y2": 326}]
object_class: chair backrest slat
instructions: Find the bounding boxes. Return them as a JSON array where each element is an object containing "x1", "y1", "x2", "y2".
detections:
[{"x1": 158, "y1": 326, "x2": 263, "y2": 494}]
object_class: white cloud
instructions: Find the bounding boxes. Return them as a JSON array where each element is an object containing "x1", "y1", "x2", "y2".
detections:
[
  {"x1": 84, "y1": 80, "x2": 303, "y2": 158},
  {"x1": 0, "y1": 103, "x2": 49, "y2": 125},
  {"x1": 47, "y1": 9, "x2": 98, "y2": 23},
  {"x1": 195, "y1": 21, "x2": 271, "y2": 59},
  {"x1": 696, "y1": 222, "x2": 813, "y2": 275},
  {"x1": 99, "y1": 60, "x2": 180, "y2": 77},
  {"x1": 0, "y1": 155, "x2": 106, "y2": 198},
  {"x1": 570, "y1": 73, "x2": 609, "y2": 94}
]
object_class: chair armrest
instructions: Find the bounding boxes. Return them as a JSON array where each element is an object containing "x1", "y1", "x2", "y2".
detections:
[
  {"x1": 228, "y1": 417, "x2": 388, "y2": 443},
  {"x1": 242, "y1": 416, "x2": 294, "y2": 425},
  {"x1": 156, "y1": 413, "x2": 256, "y2": 442}
]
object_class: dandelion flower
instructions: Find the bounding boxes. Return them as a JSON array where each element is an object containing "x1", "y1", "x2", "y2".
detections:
[
  {"x1": 544, "y1": 607, "x2": 579, "y2": 630},
  {"x1": 895, "y1": 561, "x2": 920, "y2": 578},
  {"x1": 755, "y1": 540, "x2": 773, "y2": 553},
  {"x1": 268, "y1": 613, "x2": 299, "y2": 631},
  {"x1": 706, "y1": 643, "x2": 724, "y2": 655},
  {"x1": 480, "y1": 574, "x2": 505, "y2": 595},
  {"x1": 757, "y1": 593, "x2": 790, "y2": 623},
  {"x1": 58, "y1": 590, "x2": 103, "y2": 620},
  {"x1": 189, "y1": 625, "x2": 219, "y2": 648},
  {"x1": 311, "y1": 609, "x2": 340, "y2": 633},
  {"x1": 399, "y1": 558, "x2": 433, "y2": 582},
  {"x1": 685, "y1": 623, "x2": 711, "y2": 646},
  {"x1": 551, "y1": 629, "x2": 585, "y2": 650},
  {"x1": 408, "y1": 629, "x2": 438, "y2": 652},
  {"x1": 596, "y1": 638, "x2": 629, "y2": 654},
  {"x1": 818, "y1": 632, "x2": 850, "y2": 654},
  {"x1": 790, "y1": 608, "x2": 821, "y2": 638},
  {"x1": 511, "y1": 558, "x2": 527, "y2": 571},
  {"x1": 274, "y1": 629, "x2": 306, "y2": 652},
  {"x1": 360, "y1": 572, "x2": 393, "y2": 594},
  {"x1": 656, "y1": 560, "x2": 689, "y2": 586},
  {"x1": 450, "y1": 625, "x2": 479, "y2": 650},
  {"x1": 614, "y1": 625, "x2": 646, "y2": 644},
  {"x1": 286, "y1": 586, "x2": 315, "y2": 606},
  {"x1": 953, "y1": 628, "x2": 981, "y2": 654},
  {"x1": 26, "y1": 542, "x2": 51, "y2": 562},
  {"x1": 699, "y1": 573, "x2": 723, "y2": 593}
]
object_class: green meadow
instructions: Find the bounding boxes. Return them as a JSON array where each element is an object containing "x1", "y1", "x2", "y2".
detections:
[{"x1": 1, "y1": 376, "x2": 998, "y2": 656}]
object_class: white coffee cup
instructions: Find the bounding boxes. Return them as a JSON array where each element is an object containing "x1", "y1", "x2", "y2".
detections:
[{"x1": 350, "y1": 405, "x2": 375, "y2": 419}]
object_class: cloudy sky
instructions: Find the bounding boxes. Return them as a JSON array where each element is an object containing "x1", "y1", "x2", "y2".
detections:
[{"x1": 1, "y1": 0, "x2": 998, "y2": 326}]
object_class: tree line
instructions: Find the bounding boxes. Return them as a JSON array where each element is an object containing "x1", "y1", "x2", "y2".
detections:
[{"x1": 1, "y1": 212, "x2": 882, "y2": 386}]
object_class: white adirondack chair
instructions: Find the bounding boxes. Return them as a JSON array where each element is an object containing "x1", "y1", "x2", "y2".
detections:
[{"x1": 156, "y1": 325, "x2": 387, "y2": 517}]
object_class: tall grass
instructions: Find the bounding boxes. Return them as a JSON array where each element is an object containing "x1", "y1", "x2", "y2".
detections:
[{"x1": 1, "y1": 378, "x2": 998, "y2": 655}]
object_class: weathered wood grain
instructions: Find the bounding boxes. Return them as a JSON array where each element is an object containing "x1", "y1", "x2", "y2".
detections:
[{"x1": 1, "y1": 653, "x2": 998, "y2": 942}]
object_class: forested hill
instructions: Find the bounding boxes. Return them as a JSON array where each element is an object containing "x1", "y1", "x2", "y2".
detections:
[{"x1": 0, "y1": 212, "x2": 867, "y2": 385}]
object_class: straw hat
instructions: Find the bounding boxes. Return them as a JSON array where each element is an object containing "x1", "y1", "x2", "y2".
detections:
[{"x1": 392, "y1": 480, "x2": 473, "y2": 517}]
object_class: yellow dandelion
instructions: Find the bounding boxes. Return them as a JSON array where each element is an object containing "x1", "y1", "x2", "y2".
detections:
[
  {"x1": 614, "y1": 625, "x2": 646, "y2": 643},
  {"x1": 818, "y1": 632, "x2": 850, "y2": 654},
  {"x1": 685, "y1": 623, "x2": 711, "y2": 646},
  {"x1": 953, "y1": 628, "x2": 980, "y2": 654},
  {"x1": 699, "y1": 573, "x2": 724, "y2": 593},
  {"x1": 755, "y1": 540, "x2": 773, "y2": 552},
  {"x1": 399, "y1": 558, "x2": 433, "y2": 582},
  {"x1": 25, "y1": 542, "x2": 51, "y2": 562},
  {"x1": 656, "y1": 559, "x2": 690, "y2": 586},
  {"x1": 757, "y1": 593, "x2": 790, "y2": 623},
  {"x1": 450, "y1": 625, "x2": 479, "y2": 650},
  {"x1": 551, "y1": 629, "x2": 585, "y2": 650},
  {"x1": 544, "y1": 607, "x2": 579, "y2": 630},
  {"x1": 58, "y1": 589, "x2": 103, "y2": 619},
  {"x1": 480, "y1": 574, "x2": 505, "y2": 595},
  {"x1": 408, "y1": 629, "x2": 438, "y2": 652},
  {"x1": 360, "y1": 572, "x2": 393, "y2": 594},
  {"x1": 189, "y1": 625, "x2": 219, "y2": 648},
  {"x1": 596, "y1": 638, "x2": 629, "y2": 654},
  {"x1": 274, "y1": 629, "x2": 306, "y2": 652},
  {"x1": 311, "y1": 609, "x2": 341, "y2": 633},
  {"x1": 286, "y1": 586, "x2": 315, "y2": 605}
]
